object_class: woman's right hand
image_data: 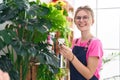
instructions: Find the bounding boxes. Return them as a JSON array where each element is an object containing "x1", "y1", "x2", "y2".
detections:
[
  {"x1": 59, "y1": 45, "x2": 74, "y2": 62},
  {"x1": 0, "y1": 69, "x2": 10, "y2": 80}
]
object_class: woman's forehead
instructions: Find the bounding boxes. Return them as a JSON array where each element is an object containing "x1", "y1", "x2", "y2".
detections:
[{"x1": 76, "y1": 10, "x2": 90, "y2": 16}]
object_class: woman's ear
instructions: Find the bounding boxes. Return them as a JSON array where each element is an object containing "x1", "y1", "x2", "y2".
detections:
[{"x1": 92, "y1": 19, "x2": 94, "y2": 25}]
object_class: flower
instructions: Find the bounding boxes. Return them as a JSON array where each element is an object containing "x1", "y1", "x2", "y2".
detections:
[{"x1": 48, "y1": 0, "x2": 67, "y2": 16}]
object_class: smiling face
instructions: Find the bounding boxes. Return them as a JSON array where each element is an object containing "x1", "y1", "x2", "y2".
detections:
[{"x1": 74, "y1": 6, "x2": 94, "y2": 32}]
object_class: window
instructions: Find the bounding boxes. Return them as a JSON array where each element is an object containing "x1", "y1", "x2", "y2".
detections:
[{"x1": 97, "y1": 9, "x2": 120, "y2": 49}]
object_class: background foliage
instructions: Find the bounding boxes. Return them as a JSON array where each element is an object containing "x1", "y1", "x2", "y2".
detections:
[{"x1": 0, "y1": 0, "x2": 69, "y2": 80}]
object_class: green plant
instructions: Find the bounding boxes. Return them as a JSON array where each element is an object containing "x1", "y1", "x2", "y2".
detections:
[
  {"x1": 102, "y1": 52, "x2": 120, "y2": 64},
  {"x1": 36, "y1": 64, "x2": 68, "y2": 80},
  {"x1": 0, "y1": 0, "x2": 69, "y2": 80}
]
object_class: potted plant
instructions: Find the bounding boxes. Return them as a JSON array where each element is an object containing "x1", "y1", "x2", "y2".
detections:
[{"x1": 0, "y1": 0, "x2": 69, "y2": 80}]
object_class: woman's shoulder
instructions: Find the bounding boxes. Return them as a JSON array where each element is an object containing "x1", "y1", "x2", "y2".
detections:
[
  {"x1": 90, "y1": 37, "x2": 102, "y2": 46},
  {"x1": 71, "y1": 38, "x2": 81, "y2": 47},
  {"x1": 91, "y1": 37, "x2": 101, "y2": 42}
]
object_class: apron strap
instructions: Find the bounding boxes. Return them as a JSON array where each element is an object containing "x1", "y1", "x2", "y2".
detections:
[
  {"x1": 84, "y1": 38, "x2": 92, "y2": 51},
  {"x1": 75, "y1": 38, "x2": 79, "y2": 44},
  {"x1": 87, "y1": 38, "x2": 92, "y2": 47},
  {"x1": 74, "y1": 38, "x2": 92, "y2": 48}
]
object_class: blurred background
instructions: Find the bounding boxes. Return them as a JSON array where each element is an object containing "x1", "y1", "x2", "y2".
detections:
[{"x1": 0, "y1": 0, "x2": 120, "y2": 80}]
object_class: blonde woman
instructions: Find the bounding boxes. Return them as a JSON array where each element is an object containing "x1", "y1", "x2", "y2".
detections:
[{"x1": 59, "y1": 6, "x2": 103, "y2": 80}]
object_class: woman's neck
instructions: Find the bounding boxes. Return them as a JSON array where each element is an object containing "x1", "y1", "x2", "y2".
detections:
[{"x1": 81, "y1": 31, "x2": 93, "y2": 41}]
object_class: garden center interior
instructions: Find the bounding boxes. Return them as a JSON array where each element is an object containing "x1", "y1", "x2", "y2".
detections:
[{"x1": 0, "y1": 0, "x2": 120, "y2": 80}]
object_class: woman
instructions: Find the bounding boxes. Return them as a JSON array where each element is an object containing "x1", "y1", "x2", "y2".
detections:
[{"x1": 59, "y1": 6, "x2": 103, "y2": 80}]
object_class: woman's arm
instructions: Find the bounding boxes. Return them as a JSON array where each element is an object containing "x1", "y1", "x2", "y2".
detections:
[
  {"x1": 71, "y1": 55, "x2": 99, "y2": 79},
  {"x1": 59, "y1": 45, "x2": 99, "y2": 79}
]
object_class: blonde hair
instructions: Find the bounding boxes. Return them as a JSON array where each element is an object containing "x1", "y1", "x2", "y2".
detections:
[{"x1": 74, "y1": 5, "x2": 94, "y2": 20}]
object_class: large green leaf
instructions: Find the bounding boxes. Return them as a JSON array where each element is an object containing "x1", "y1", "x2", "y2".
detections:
[
  {"x1": 0, "y1": 30, "x2": 12, "y2": 44},
  {"x1": 14, "y1": 0, "x2": 30, "y2": 10},
  {"x1": 0, "y1": 2, "x2": 19, "y2": 23},
  {"x1": 0, "y1": 8, "x2": 18, "y2": 22},
  {"x1": 27, "y1": 4, "x2": 39, "y2": 17},
  {"x1": 0, "y1": 38, "x2": 5, "y2": 50},
  {"x1": 0, "y1": 3, "x2": 6, "y2": 11},
  {"x1": 38, "y1": 18, "x2": 52, "y2": 31},
  {"x1": 11, "y1": 40, "x2": 28, "y2": 56},
  {"x1": 34, "y1": 42, "x2": 59, "y2": 67}
]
